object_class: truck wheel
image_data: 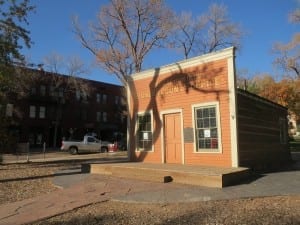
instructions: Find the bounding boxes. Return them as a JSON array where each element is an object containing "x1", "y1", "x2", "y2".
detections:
[
  {"x1": 69, "y1": 147, "x2": 78, "y2": 155},
  {"x1": 101, "y1": 146, "x2": 108, "y2": 153}
]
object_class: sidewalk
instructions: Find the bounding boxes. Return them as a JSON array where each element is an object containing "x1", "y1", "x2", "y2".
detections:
[
  {"x1": 0, "y1": 174, "x2": 180, "y2": 225},
  {"x1": 0, "y1": 152, "x2": 299, "y2": 225},
  {"x1": 1, "y1": 151, "x2": 128, "y2": 164}
]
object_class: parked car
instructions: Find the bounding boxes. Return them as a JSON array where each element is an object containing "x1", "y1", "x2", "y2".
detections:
[{"x1": 61, "y1": 135, "x2": 111, "y2": 154}]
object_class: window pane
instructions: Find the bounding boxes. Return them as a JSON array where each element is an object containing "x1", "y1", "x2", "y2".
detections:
[
  {"x1": 6, "y1": 104, "x2": 13, "y2": 117},
  {"x1": 199, "y1": 139, "x2": 205, "y2": 148},
  {"x1": 59, "y1": 88, "x2": 63, "y2": 97},
  {"x1": 102, "y1": 94, "x2": 107, "y2": 104},
  {"x1": 203, "y1": 118, "x2": 210, "y2": 128},
  {"x1": 76, "y1": 90, "x2": 80, "y2": 100},
  {"x1": 194, "y1": 105, "x2": 219, "y2": 152},
  {"x1": 209, "y1": 107, "x2": 216, "y2": 117},
  {"x1": 203, "y1": 108, "x2": 209, "y2": 117},
  {"x1": 211, "y1": 128, "x2": 218, "y2": 138},
  {"x1": 39, "y1": 106, "x2": 46, "y2": 119},
  {"x1": 137, "y1": 113, "x2": 152, "y2": 151},
  {"x1": 197, "y1": 119, "x2": 204, "y2": 128},
  {"x1": 96, "y1": 94, "x2": 101, "y2": 103},
  {"x1": 29, "y1": 106, "x2": 36, "y2": 118},
  {"x1": 103, "y1": 112, "x2": 107, "y2": 122},
  {"x1": 198, "y1": 130, "x2": 204, "y2": 138},
  {"x1": 205, "y1": 139, "x2": 211, "y2": 148},
  {"x1": 210, "y1": 118, "x2": 216, "y2": 127},
  {"x1": 40, "y1": 85, "x2": 46, "y2": 96},
  {"x1": 31, "y1": 87, "x2": 36, "y2": 95},
  {"x1": 211, "y1": 139, "x2": 218, "y2": 148},
  {"x1": 96, "y1": 112, "x2": 101, "y2": 122},
  {"x1": 197, "y1": 109, "x2": 203, "y2": 118}
]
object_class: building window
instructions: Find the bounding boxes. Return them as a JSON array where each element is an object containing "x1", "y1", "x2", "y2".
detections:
[
  {"x1": 29, "y1": 106, "x2": 36, "y2": 118},
  {"x1": 279, "y1": 118, "x2": 288, "y2": 144},
  {"x1": 194, "y1": 104, "x2": 221, "y2": 152},
  {"x1": 96, "y1": 93, "x2": 101, "y2": 103},
  {"x1": 30, "y1": 87, "x2": 36, "y2": 95},
  {"x1": 76, "y1": 90, "x2": 81, "y2": 100},
  {"x1": 81, "y1": 110, "x2": 87, "y2": 121},
  {"x1": 58, "y1": 88, "x2": 64, "y2": 98},
  {"x1": 82, "y1": 91, "x2": 87, "y2": 101},
  {"x1": 96, "y1": 112, "x2": 101, "y2": 122},
  {"x1": 39, "y1": 106, "x2": 46, "y2": 119},
  {"x1": 102, "y1": 94, "x2": 107, "y2": 104},
  {"x1": 6, "y1": 104, "x2": 13, "y2": 117},
  {"x1": 49, "y1": 86, "x2": 55, "y2": 97},
  {"x1": 115, "y1": 96, "x2": 120, "y2": 105},
  {"x1": 40, "y1": 85, "x2": 46, "y2": 96},
  {"x1": 137, "y1": 113, "x2": 152, "y2": 151},
  {"x1": 103, "y1": 112, "x2": 107, "y2": 122}
]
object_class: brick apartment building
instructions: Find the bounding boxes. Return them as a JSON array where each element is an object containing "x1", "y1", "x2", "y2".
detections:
[{"x1": 5, "y1": 68, "x2": 126, "y2": 150}]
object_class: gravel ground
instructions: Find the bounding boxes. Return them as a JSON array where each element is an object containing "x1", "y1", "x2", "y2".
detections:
[
  {"x1": 32, "y1": 196, "x2": 300, "y2": 225},
  {"x1": 0, "y1": 161, "x2": 75, "y2": 204},
  {"x1": 1, "y1": 161, "x2": 300, "y2": 225}
]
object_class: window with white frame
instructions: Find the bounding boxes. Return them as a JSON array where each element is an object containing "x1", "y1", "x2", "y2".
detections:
[
  {"x1": 194, "y1": 104, "x2": 220, "y2": 152},
  {"x1": 137, "y1": 113, "x2": 152, "y2": 151},
  {"x1": 29, "y1": 105, "x2": 36, "y2": 118},
  {"x1": 39, "y1": 106, "x2": 46, "y2": 119}
]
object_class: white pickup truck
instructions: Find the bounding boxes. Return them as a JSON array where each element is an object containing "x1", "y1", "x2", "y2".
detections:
[{"x1": 61, "y1": 135, "x2": 111, "y2": 154}]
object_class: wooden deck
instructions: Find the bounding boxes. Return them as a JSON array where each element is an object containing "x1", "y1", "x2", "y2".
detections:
[{"x1": 83, "y1": 162, "x2": 250, "y2": 188}]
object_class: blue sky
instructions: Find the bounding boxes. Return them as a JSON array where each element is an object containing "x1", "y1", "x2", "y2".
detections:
[{"x1": 21, "y1": 0, "x2": 299, "y2": 85}]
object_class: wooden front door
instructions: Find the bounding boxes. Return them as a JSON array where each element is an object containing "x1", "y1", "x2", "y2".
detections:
[{"x1": 164, "y1": 113, "x2": 182, "y2": 164}]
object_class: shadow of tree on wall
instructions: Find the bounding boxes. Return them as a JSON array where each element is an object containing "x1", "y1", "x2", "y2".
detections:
[{"x1": 128, "y1": 59, "x2": 230, "y2": 162}]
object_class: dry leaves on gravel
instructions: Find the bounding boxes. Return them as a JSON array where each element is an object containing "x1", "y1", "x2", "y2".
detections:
[
  {"x1": 32, "y1": 196, "x2": 300, "y2": 225},
  {"x1": 0, "y1": 162, "x2": 76, "y2": 204}
]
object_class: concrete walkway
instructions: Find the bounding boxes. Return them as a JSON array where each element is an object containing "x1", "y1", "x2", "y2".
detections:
[{"x1": 0, "y1": 152, "x2": 299, "y2": 225}]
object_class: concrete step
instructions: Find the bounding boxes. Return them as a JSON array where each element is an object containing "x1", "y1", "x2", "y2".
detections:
[{"x1": 84, "y1": 162, "x2": 250, "y2": 188}]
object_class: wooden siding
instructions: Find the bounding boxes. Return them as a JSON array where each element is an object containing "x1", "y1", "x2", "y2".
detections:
[
  {"x1": 237, "y1": 90, "x2": 291, "y2": 169},
  {"x1": 129, "y1": 58, "x2": 233, "y2": 167}
]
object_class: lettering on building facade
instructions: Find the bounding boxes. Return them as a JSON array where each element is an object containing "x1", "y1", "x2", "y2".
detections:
[{"x1": 136, "y1": 73, "x2": 222, "y2": 100}]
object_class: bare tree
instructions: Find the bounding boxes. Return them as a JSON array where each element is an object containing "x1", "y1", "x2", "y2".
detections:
[
  {"x1": 42, "y1": 53, "x2": 91, "y2": 147},
  {"x1": 170, "y1": 3, "x2": 242, "y2": 59},
  {"x1": 289, "y1": 3, "x2": 300, "y2": 23},
  {"x1": 198, "y1": 3, "x2": 242, "y2": 54},
  {"x1": 168, "y1": 12, "x2": 205, "y2": 59},
  {"x1": 273, "y1": 6, "x2": 300, "y2": 79},
  {"x1": 273, "y1": 35, "x2": 300, "y2": 78},
  {"x1": 72, "y1": 0, "x2": 173, "y2": 86},
  {"x1": 0, "y1": 0, "x2": 34, "y2": 152}
]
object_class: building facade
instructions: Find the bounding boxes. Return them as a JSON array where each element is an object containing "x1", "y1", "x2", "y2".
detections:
[
  {"x1": 127, "y1": 47, "x2": 290, "y2": 169},
  {"x1": 5, "y1": 68, "x2": 126, "y2": 151}
]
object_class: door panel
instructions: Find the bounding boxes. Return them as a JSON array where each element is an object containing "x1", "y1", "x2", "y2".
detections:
[{"x1": 164, "y1": 113, "x2": 182, "y2": 164}]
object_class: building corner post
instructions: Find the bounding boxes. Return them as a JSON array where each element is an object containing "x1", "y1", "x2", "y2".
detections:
[{"x1": 228, "y1": 47, "x2": 239, "y2": 167}]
